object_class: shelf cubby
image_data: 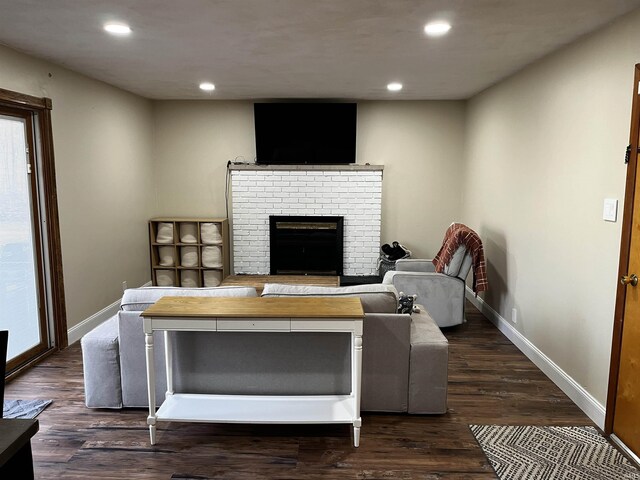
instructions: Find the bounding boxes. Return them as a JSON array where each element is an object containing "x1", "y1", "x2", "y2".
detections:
[{"x1": 149, "y1": 217, "x2": 229, "y2": 287}]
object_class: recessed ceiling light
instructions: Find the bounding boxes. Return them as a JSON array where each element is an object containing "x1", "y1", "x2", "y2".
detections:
[
  {"x1": 424, "y1": 21, "x2": 451, "y2": 37},
  {"x1": 199, "y1": 82, "x2": 216, "y2": 92},
  {"x1": 104, "y1": 23, "x2": 132, "y2": 36},
  {"x1": 387, "y1": 82, "x2": 403, "y2": 92}
]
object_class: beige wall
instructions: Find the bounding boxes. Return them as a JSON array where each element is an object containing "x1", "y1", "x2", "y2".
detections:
[
  {"x1": 0, "y1": 45, "x2": 155, "y2": 329},
  {"x1": 152, "y1": 101, "x2": 255, "y2": 217},
  {"x1": 152, "y1": 100, "x2": 467, "y2": 259},
  {"x1": 358, "y1": 101, "x2": 466, "y2": 257},
  {"x1": 463, "y1": 11, "x2": 640, "y2": 406}
]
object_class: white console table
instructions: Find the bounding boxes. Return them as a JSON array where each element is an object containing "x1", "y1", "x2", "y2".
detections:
[{"x1": 140, "y1": 296, "x2": 364, "y2": 447}]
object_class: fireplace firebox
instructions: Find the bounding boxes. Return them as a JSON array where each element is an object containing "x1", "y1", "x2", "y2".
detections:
[{"x1": 270, "y1": 216, "x2": 344, "y2": 275}]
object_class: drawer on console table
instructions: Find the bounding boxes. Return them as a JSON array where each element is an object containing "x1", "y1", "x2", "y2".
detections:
[
  {"x1": 291, "y1": 319, "x2": 361, "y2": 332},
  {"x1": 217, "y1": 318, "x2": 291, "y2": 331},
  {"x1": 143, "y1": 317, "x2": 217, "y2": 331}
]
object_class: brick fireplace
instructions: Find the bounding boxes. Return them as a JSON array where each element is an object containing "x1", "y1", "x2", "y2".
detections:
[{"x1": 229, "y1": 164, "x2": 383, "y2": 276}]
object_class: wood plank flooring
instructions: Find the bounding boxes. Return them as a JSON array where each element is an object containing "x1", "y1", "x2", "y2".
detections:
[{"x1": 5, "y1": 302, "x2": 593, "y2": 479}]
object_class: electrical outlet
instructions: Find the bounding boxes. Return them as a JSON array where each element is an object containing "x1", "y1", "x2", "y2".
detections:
[
  {"x1": 512, "y1": 308, "x2": 518, "y2": 325},
  {"x1": 122, "y1": 281, "x2": 127, "y2": 292}
]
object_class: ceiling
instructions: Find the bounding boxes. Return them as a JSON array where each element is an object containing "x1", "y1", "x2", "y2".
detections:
[{"x1": 0, "y1": 0, "x2": 639, "y2": 100}]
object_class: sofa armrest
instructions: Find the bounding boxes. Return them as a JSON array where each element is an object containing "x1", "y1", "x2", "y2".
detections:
[
  {"x1": 382, "y1": 271, "x2": 466, "y2": 328},
  {"x1": 81, "y1": 315, "x2": 122, "y2": 408},
  {"x1": 362, "y1": 313, "x2": 411, "y2": 412},
  {"x1": 408, "y1": 308, "x2": 448, "y2": 414},
  {"x1": 394, "y1": 259, "x2": 436, "y2": 273}
]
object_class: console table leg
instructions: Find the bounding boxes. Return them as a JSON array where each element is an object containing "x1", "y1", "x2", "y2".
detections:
[
  {"x1": 353, "y1": 418, "x2": 362, "y2": 447},
  {"x1": 353, "y1": 333, "x2": 363, "y2": 448},
  {"x1": 145, "y1": 332, "x2": 157, "y2": 445},
  {"x1": 164, "y1": 330, "x2": 174, "y2": 398},
  {"x1": 148, "y1": 417, "x2": 157, "y2": 445}
]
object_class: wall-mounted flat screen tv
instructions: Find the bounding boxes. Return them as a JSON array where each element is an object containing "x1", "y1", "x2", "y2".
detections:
[{"x1": 254, "y1": 102, "x2": 357, "y2": 164}]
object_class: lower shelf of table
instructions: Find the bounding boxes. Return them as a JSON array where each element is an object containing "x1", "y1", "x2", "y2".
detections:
[{"x1": 154, "y1": 393, "x2": 358, "y2": 424}]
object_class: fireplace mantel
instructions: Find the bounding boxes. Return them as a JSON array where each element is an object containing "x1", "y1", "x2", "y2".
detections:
[{"x1": 229, "y1": 163, "x2": 383, "y2": 172}]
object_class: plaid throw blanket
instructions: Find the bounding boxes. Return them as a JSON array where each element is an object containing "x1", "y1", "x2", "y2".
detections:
[{"x1": 433, "y1": 223, "x2": 488, "y2": 295}]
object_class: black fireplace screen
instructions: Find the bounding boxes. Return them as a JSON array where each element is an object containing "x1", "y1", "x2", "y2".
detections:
[{"x1": 269, "y1": 216, "x2": 344, "y2": 275}]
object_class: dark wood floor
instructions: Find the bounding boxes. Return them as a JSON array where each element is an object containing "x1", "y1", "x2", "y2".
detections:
[{"x1": 5, "y1": 302, "x2": 593, "y2": 479}]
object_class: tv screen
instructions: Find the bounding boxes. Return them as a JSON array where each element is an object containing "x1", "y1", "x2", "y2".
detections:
[{"x1": 254, "y1": 102, "x2": 357, "y2": 165}]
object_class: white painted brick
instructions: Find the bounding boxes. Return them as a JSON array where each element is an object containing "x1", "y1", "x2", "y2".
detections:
[{"x1": 232, "y1": 168, "x2": 381, "y2": 275}]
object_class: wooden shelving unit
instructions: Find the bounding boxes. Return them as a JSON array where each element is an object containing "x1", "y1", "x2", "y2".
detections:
[{"x1": 148, "y1": 217, "x2": 229, "y2": 287}]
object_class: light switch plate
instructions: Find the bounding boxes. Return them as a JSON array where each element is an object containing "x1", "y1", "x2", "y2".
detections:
[{"x1": 603, "y1": 198, "x2": 618, "y2": 222}]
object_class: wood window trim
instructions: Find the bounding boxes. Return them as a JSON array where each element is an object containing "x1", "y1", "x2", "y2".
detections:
[
  {"x1": 0, "y1": 87, "x2": 68, "y2": 363},
  {"x1": 0, "y1": 87, "x2": 52, "y2": 110}
]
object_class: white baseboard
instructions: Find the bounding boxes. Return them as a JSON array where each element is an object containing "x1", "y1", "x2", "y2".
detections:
[
  {"x1": 466, "y1": 287, "x2": 606, "y2": 429},
  {"x1": 611, "y1": 434, "x2": 640, "y2": 467},
  {"x1": 67, "y1": 281, "x2": 152, "y2": 345},
  {"x1": 67, "y1": 299, "x2": 121, "y2": 345}
]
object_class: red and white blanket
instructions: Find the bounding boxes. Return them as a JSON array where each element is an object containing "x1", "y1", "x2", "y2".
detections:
[{"x1": 432, "y1": 223, "x2": 488, "y2": 295}]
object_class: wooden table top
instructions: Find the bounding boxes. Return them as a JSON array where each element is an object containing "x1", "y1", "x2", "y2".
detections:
[
  {"x1": 141, "y1": 296, "x2": 363, "y2": 319},
  {"x1": 220, "y1": 274, "x2": 339, "y2": 294}
]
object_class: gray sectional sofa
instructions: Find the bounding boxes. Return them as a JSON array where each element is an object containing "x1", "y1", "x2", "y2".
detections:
[{"x1": 81, "y1": 283, "x2": 449, "y2": 414}]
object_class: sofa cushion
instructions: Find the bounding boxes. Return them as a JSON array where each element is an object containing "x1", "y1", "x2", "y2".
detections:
[
  {"x1": 260, "y1": 283, "x2": 398, "y2": 314},
  {"x1": 120, "y1": 286, "x2": 258, "y2": 311}
]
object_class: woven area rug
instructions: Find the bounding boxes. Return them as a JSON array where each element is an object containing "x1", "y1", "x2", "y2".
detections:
[
  {"x1": 470, "y1": 425, "x2": 640, "y2": 480},
  {"x1": 3, "y1": 399, "x2": 52, "y2": 419}
]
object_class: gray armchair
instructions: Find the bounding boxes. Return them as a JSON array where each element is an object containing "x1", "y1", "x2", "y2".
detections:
[{"x1": 382, "y1": 246, "x2": 472, "y2": 328}]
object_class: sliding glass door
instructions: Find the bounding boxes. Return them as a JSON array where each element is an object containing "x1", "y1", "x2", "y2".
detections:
[{"x1": 0, "y1": 107, "x2": 49, "y2": 371}]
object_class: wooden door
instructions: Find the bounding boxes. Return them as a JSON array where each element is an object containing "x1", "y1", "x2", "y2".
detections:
[{"x1": 606, "y1": 64, "x2": 640, "y2": 458}]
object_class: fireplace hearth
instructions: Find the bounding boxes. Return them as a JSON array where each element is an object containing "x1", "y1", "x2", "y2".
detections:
[{"x1": 270, "y1": 216, "x2": 344, "y2": 275}]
